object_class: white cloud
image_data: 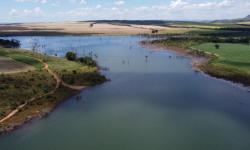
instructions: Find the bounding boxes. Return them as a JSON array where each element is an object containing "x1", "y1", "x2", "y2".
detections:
[
  {"x1": 69, "y1": 0, "x2": 87, "y2": 4},
  {"x1": 6, "y1": 0, "x2": 250, "y2": 22},
  {"x1": 114, "y1": 0, "x2": 125, "y2": 5},
  {"x1": 96, "y1": 4, "x2": 102, "y2": 9},
  {"x1": 15, "y1": 0, "x2": 48, "y2": 4},
  {"x1": 170, "y1": 0, "x2": 187, "y2": 8},
  {"x1": 10, "y1": 7, "x2": 44, "y2": 17},
  {"x1": 80, "y1": 0, "x2": 86, "y2": 4}
]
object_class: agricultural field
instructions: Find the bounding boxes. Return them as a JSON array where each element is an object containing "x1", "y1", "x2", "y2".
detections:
[
  {"x1": 191, "y1": 43, "x2": 250, "y2": 85},
  {"x1": 193, "y1": 43, "x2": 250, "y2": 73}
]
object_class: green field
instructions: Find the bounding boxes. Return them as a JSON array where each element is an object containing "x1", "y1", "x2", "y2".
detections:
[
  {"x1": 191, "y1": 43, "x2": 250, "y2": 85},
  {"x1": 193, "y1": 43, "x2": 250, "y2": 73}
]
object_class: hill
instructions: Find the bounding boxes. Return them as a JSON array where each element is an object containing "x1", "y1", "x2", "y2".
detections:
[{"x1": 212, "y1": 15, "x2": 250, "y2": 23}]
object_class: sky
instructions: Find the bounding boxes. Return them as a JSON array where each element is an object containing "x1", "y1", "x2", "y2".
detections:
[{"x1": 1, "y1": 0, "x2": 250, "y2": 23}]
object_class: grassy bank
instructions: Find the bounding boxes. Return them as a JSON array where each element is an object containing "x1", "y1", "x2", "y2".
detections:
[
  {"x1": 0, "y1": 47, "x2": 106, "y2": 133},
  {"x1": 193, "y1": 43, "x2": 250, "y2": 85},
  {"x1": 149, "y1": 26, "x2": 250, "y2": 86}
]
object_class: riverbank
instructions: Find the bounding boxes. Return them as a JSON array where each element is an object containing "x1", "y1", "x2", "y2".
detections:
[
  {"x1": 0, "y1": 47, "x2": 107, "y2": 134},
  {"x1": 141, "y1": 40, "x2": 250, "y2": 88},
  {"x1": 140, "y1": 41, "x2": 210, "y2": 71}
]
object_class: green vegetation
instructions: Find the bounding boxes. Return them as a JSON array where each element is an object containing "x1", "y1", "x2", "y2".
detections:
[
  {"x1": 193, "y1": 43, "x2": 250, "y2": 73},
  {"x1": 0, "y1": 39, "x2": 20, "y2": 48},
  {"x1": 78, "y1": 56, "x2": 97, "y2": 67},
  {"x1": 47, "y1": 56, "x2": 106, "y2": 86},
  {"x1": 192, "y1": 43, "x2": 250, "y2": 85},
  {"x1": 0, "y1": 70, "x2": 55, "y2": 117},
  {"x1": 0, "y1": 47, "x2": 106, "y2": 132},
  {"x1": 149, "y1": 21, "x2": 250, "y2": 86},
  {"x1": 9, "y1": 54, "x2": 43, "y2": 70},
  {"x1": 65, "y1": 51, "x2": 77, "y2": 61}
]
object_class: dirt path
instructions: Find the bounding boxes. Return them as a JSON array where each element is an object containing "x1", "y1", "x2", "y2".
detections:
[{"x1": 0, "y1": 59, "x2": 85, "y2": 124}]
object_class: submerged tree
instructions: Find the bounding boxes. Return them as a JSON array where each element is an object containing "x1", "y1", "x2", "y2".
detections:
[{"x1": 31, "y1": 39, "x2": 40, "y2": 52}]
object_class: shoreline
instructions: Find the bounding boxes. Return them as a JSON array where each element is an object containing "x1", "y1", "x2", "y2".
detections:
[
  {"x1": 140, "y1": 41, "x2": 250, "y2": 91},
  {"x1": 139, "y1": 41, "x2": 210, "y2": 71},
  {"x1": 0, "y1": 48, "x2": 107, "y2": 134},
  {"x1": 0, "y1": 87, "x2": 78, "y2": 134}
]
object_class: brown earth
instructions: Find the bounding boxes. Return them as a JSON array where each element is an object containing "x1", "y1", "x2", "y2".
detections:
[
  {"x1": 0, "y1": 56, "x2": 34, "y2": 73},
  {"x1": 0, "y1": 22, "x2": 171, "y2": 36}
]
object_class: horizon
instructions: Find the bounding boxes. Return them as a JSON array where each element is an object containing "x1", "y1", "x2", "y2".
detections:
[{"x1": 1, "y1": 0, "x2": 250, "y2": 23}]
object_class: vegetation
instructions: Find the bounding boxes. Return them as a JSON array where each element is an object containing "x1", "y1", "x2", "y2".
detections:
[
  {"x1": 78, "y1": 56, "x2": 97, "y2": 67},
  {"x1": 65, "y1": 51, "x2": 77, "y2": 61},
  {"x1": 0, "y1": 39, "x2": 20, "y2": 48},
  {"x1": 0, "y1": 47, "x2": 106, "y2": 133},
  {"x1": 193, "y1": 43, "x2": 250, "y2": 73},
  {"x1": 149, "y1": 22, "x2": 250, "y2": 86}
]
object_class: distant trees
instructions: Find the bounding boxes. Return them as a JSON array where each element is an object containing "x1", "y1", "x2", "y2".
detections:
[
  {"x1": 78, "y1": 56, "x2": 97, "y2": 67},
  {"x1": 152, "y1": 29, "x2": 159, "y2": 34},
  {"x1": 65, "y1": 51, "x2": 98, "y2": 67},
  {"x1": 0, "y1": 39, "x2": 20, "y2": 48}
]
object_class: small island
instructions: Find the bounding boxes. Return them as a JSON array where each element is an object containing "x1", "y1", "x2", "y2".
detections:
[{"x1": 0, "y1": 39, "x2": 107, "y2": 133}]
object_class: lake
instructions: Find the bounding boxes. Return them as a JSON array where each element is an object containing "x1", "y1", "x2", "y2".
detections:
[{"x1": 0, "y1": 36, "x2": 250, "y2": 150}]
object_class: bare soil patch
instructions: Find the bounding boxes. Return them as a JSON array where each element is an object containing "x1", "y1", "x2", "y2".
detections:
[{"x1": 0, "y1": 56, "x2": 34, "y2": 73}]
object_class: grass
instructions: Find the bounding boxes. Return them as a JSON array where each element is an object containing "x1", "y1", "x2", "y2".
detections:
[
  {"x1": 47, "y1": 57, "x2": 106, "y2": 86},
  {"x1": 9, "y1": 54, "x2": 43, "y2": 70},
  {"x1": 0, "y1": 48, "x2": 44, "y2": 70},
  {"x1": 149, "y1": 23, "x2": 250, "y2": 86},
  {"x1": 0, "y1": 47, "x2": 106, "y2": 132},
  {"x1": 193, "y1": 43, "x2": 250, "y2": 73},
  {"x1": 0, "y1": 70, "x2": 56, "y2": 116},
  {"x1": 192, "y1": 43, "x2": 250, "y2": 85}
]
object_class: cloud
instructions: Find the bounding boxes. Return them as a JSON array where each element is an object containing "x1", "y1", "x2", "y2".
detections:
[
  {"x1": 170, "y1": 0, "x2": 187, "y2": 8},
  {"x1": 6, "y1": 0, "x2": 250, "y2": 22},
  {"x1": 69, "y1": 0, "x2": 87, "y2": 4},
  {"x1": 80, "y1": 0, "x2": 86, "y2": 4},
  {"x1": 15, "y1": 0, "x2": 48, "y2": 4},
  {"x1": 96, "y1": 4, "x2": 102, "y2": 9},
  {"x1": 114, "y1": 0, "x2": 125, "y2": 5},
  {"x1": 10, "y1": 7, "x2": 44, "y2": 17}
]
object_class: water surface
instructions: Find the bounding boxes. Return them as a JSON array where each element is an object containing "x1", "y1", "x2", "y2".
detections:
[{"x1": 0, "y1": 36, "x2": 250, "y2": 150}]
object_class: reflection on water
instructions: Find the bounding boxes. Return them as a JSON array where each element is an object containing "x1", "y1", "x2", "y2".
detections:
[{"x1": 0, "y1": 36, "x2": 250, "y2": 150}]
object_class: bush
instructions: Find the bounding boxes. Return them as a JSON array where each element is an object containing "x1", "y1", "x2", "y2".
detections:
[
  {"x1": 78, "y1": 56, "x2": 97, "y2": 67},
  {"x1": 65, "y1": 51, "x2": 77, "y2": 61},
  {"x1": 215, "y1": 44, "x2": 220, "y2": 49},
  {"x1": 0, "y1": 39, "x2": 20, "y2": 48}
]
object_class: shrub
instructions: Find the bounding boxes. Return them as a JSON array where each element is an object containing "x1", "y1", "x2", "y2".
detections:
[
  {"x1": 0, "y1": 39, "x2": 20, "y2": 48},
  {"x1": 215, "y1": 44, "x2": 220, "y2": 49},
  {"x1": 65, "y1": 51, "x2": 77, "y2": 61},
  {"x1": 78, "y1": 56, "x2": 97, "y2": 67}
]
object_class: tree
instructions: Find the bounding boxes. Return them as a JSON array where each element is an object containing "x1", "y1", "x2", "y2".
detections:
[
  {"x1": 215, "y1": 44, "x2": 220, "y2": 49},
  {"x1": 31, "y1": 39, "x2": 40, "y2": 52},
  {"x1": 0, "y1": 39, "x2": 20, "y2": 48},
  {"x1": 78, "y1": 56, "x2": 97, "y2": 67},
  {"x1": 65, "y1": 51, "x2": 77, "y2": 61}
]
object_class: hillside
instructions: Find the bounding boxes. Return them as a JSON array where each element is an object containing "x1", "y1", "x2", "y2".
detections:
[{"x1": 212, "y1": 15, "x2": 250, "y2": 23}]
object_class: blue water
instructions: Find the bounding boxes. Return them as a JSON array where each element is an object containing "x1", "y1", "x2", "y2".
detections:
[{"x1": 0, "y1": 36, "x2": 250, "y2": 150}]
